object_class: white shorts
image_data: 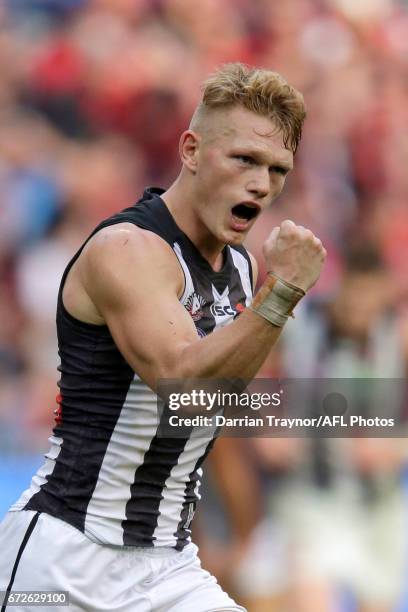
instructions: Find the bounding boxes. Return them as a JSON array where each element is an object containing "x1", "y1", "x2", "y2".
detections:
[{"x1": 0, "y1": 511, "x2": 246, "y2": 612}]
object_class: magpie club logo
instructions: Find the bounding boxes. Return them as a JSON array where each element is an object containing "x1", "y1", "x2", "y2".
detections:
[{"x1": 185, "y1": 292, "x2": 206, "y2": 322}]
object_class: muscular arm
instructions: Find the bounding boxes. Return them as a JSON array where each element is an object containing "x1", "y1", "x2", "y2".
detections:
[
  {"x1": 77, "y1": 224, "x2": 280, "y2": 390},
  {"x1": 75, "y1": 216, "x2": 325, "y2": 392}
]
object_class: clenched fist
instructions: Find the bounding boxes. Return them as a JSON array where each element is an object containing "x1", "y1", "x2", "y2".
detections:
[{"x1": 263, "y1": 220, "x2": 326, "y2": 292}]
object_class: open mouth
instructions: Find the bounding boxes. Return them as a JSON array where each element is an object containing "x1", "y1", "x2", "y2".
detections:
[{"x1": 231, "y1": 202, "x2": 260, "y2": 221}]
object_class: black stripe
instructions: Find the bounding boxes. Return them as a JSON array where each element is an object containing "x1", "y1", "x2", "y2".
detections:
[
  {"x1": 122, "y1": 405, "x2": 193, "y2": 546},
  {"x1": 1, "y1": 512, "x2": 40, "y2": 612},
  {"x1": 227, "y1": 259, "x2": 250, "y2": 308}
]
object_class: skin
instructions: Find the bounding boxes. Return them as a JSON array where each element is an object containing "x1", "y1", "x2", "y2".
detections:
[
  {"x1": 63, "y1": 105, "x2": 326, "y2": 391},
  {"x1": 163, "y1": 106, "x2": 294, "y2": 268}
]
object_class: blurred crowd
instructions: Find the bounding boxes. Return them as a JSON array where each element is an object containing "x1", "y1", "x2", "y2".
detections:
[{"x1": 1, "y1": 0, "x2": 408, "y2": 610}]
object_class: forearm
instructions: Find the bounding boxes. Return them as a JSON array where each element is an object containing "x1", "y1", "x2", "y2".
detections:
[
  {"x1": 174, "y1": 274, "x2": 302, "y2": 380},
  {"x1": 177, "y1": 307, "x2": 281, "y2": 379}
]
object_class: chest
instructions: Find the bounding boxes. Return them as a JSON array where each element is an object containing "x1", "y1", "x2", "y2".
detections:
[{"x1": 173, "y1": 242, "x2": 252, "y2": 336}]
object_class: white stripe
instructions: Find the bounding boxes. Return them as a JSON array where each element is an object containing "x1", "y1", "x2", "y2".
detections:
[
  {"x1": 84, "y1": 376, "x2": 159, "y2": 545},
  {"x1": 152, "y1": 425, "x2": 217, "y2": 546},
  {"x1": 173, "y1": 242, "x2": 194, "y2": 304},
  {"x1": 229, "y1": 247, "x2": 253, "y2": 306},
  {"x1": 10, "y1": 436, "x2": 63, "y2": 510}
]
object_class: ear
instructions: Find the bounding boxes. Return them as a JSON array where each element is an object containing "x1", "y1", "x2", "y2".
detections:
[{"x1": 179, "y1": 130, "x2": 200, "y2": 173}]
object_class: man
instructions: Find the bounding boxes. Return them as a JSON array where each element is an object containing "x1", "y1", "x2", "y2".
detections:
[{"x1": 0, "y1": 63, "x2": 325, "y2": 611}]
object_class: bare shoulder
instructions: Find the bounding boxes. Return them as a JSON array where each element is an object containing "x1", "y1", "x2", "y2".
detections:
[
  {"x1": 63, "y1": 222, "x2": 184, "y2": 325},
  {"x1": 247, "y1": 251, "x2": 259, "y2": 289},
  {"x1": 69, "y1": 222, "x2": 184, "y2": 318},
  {"x1": 82, "y1": 223, "x2": 184, "y2": 295},
  {"x1": 84, "y1": 222, "x2": 177, "y2": 267}
]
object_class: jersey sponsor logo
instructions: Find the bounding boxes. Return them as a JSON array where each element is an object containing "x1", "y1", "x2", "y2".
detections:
[
  {"x1": 185, "y1": 292, "x2": 206, "y2": 322},
  {"x1": 210, "y1": 304, "x2": 236, "y2": 317},
  {"x1": 210, "y1": 302, "x2": 245, "y2": 317},
  {"x1": 211, "y1": 285, "x2": 240, "y2": 324}
]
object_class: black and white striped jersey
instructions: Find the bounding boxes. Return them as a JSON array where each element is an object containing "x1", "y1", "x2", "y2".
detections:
[{"x1": 11, "y1": 188, "x2": 254, "y2": 549}]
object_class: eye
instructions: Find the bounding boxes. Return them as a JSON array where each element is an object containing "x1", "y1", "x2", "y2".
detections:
[
  {"x1": 235, "y1": 155, "x2": 256, "y2": 165},
  {"x1": 270, "y1": 165, "x2": 289, "y2": 176}
]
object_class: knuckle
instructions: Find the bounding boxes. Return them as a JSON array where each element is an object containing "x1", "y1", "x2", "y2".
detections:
[
  {"x1": 280, "y1": 219, "x2": 296, "y2": 234},
  {"x1": 270, "y1": 227, "x2": 280, "y2": 240}
]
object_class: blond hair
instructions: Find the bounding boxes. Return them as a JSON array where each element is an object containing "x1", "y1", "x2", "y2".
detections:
[{"x1": 192, "y1": 63, "x2": 306, "y2": 153}]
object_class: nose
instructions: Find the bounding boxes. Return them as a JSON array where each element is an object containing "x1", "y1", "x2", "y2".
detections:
[{"x1": 246, "y1": 167, "x2": 270, "y2": 199}]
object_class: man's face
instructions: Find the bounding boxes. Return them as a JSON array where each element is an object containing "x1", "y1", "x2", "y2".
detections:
[{"x1": 190, "y1": 106, "x2": 294, "y2": 246}]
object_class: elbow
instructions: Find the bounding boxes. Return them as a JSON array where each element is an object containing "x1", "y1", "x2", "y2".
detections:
[{"x1": 151, "y1": 341, "x2": 198, "y2": 386}]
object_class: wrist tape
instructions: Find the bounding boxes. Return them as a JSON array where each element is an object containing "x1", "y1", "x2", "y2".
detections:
[{"x1": 249, "y1": 273, "x2": 305, "y2": 327}]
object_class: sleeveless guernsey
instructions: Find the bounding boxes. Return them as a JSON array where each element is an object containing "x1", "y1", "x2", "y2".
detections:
[{"x1": 11, "y1": 188, "x2": 254, "y2": 550}]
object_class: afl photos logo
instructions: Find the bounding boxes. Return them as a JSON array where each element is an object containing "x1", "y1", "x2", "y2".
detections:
[{"x1": 185, "y1": 292, "x2": 206, "y2": 322}]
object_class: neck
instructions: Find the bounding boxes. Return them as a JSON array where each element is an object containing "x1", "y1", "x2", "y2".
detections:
[{"x1": 161, "y1": 175, "x2": 225, "y2": 272}]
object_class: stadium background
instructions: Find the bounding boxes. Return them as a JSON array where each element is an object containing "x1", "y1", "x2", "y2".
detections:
[{"x1": 0, "y1": 0, "x2": 408, "y2": 610}]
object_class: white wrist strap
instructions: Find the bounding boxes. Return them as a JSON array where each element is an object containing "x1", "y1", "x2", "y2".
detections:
[{"x1": 250, "y1": 273, "x2": 305, "y2": 327}]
